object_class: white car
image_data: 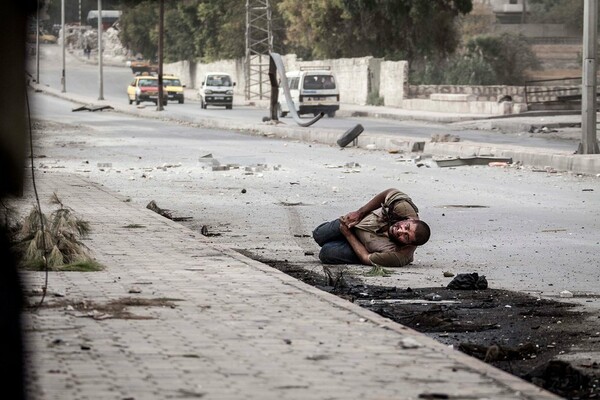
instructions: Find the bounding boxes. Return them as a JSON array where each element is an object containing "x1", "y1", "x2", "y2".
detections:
[{"x1": 198, "y1": 72, "x2": 235, "y2": 109}]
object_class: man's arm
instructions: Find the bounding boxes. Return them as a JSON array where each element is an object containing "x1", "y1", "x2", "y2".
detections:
[
  {"x1": 342, "y1": 188, "x2": 396, "y2": 227},
  {"x1": 339, "y1": 222, "x2": 372, "y2": 265}
]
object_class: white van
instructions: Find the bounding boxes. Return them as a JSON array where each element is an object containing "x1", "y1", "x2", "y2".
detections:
[
  {"x1": 198, "y1": 72, "x2": 235, "y2": 109},
  {"x1": 277, "y1": 67, "x2": 339, "y2": 118}
]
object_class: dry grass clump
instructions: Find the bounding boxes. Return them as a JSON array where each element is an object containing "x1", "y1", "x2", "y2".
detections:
[{"x1": 14, "y1": 193, "x2": 102, "y2": 271}]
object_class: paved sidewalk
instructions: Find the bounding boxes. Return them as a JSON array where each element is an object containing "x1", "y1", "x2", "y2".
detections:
[{"x1": 19, "y1": 172, "x2": 559, "y2": 399}]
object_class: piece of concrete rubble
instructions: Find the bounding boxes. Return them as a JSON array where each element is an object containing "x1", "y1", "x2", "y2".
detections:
[{"x1": 399, "y1": 337, "x2": 422, "y2": 349}]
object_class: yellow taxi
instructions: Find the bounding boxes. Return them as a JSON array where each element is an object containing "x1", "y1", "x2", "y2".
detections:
[
  {"x1": 126, "y1": 73, "x2": 167, "y2": 106},
  {"x1": 163, "y1": 75, "x2": 185, "y2": 104}
]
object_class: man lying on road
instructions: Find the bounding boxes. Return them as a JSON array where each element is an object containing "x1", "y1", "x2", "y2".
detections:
[{"x1": 313, "y1": 188, "x2": 430, "y2": 267}]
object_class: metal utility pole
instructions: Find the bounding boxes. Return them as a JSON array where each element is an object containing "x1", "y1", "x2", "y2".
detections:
[
  {"x1": 157, "y1": 0, "x2": 164, "y2": 111},
  {"x1": 579, "y1": 0, "x2": 600, "y2": 154},
  {"x1": 61, "y1": 0, "x2": 66, "y2": 92},
  {"x1": 98, "y1": 0, "x2": 104, "y2": 100},
  {"x1": 36, "y1": 0, "x2": 40, "y2": 84},
  {"x1": 245, "y1": 0, "x2": 273, "y2": 100}
]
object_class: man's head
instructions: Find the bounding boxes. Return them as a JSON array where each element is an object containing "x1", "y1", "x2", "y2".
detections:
[{"x1": 388, "y1": 218, "x2": 430, "y2": 247}]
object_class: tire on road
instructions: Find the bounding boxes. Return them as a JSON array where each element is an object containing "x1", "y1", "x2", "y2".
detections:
[{"x1": 336, "y1": 124, "x2": 364, "y2": 148}]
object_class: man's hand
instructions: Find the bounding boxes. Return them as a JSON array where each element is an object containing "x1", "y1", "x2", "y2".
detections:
[
  {"x1": 339, "y1": 220, "x2": 351, "y2": 236},
  {"x1": 341, "y1": 210, "x2": 362, "y2": 228}
]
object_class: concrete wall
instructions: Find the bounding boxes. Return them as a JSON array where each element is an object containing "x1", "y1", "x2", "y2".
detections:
[
  {"x1": 166, "y1": 54, "x2": 575, "y2": 115},
  {"x1": 166, "y1": 54, "x2": 382, "y2": 106},
  {"x1": 380, "y1": 61, "x2": 409, "y2": 107},
  {"x1": 282, "y1": 55, "x2": 380, "y2": 105}
]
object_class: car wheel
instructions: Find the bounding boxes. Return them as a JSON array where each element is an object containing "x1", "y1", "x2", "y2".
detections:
[
  {"x1": 327, "y1": 111, "x2": 336, "y2": 118},
  {"x1": 201, "y1": 98, "x2": 207, "y2": 109},
  {"x1": 135, "y1": 96, "x2": 140, "y2": 105},
  {"x1": 226, "y1": 105, "x2": 232, "y2": 110},
  {"x1": 179, "y1": 98, "x2": 184, "y2": 104}
]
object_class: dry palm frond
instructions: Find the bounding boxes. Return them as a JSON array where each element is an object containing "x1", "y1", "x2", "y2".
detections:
[
  {"x1": 47, "y1": 245, "x2": 65, "y2": 268},
  {"x1": 14, "y1": 196, "x2": 94, "y2": 270},
  {"x1": 49, "y1": 192, "x2": 65, "y2": 208},
  {"x1": 20, "y1": 207, "x2": 49, "y2": 239}
]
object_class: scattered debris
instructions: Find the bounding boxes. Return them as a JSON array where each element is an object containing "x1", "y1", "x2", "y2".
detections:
[
  {"x1": 459, "y1": 342, "x2": 537, "y2": 362},
  {"x1": 72, "y1": 105, "x2": 114, "y2": 112},
  {"x1": 532, "y1": 166, "x2": 557, "y2": 173},
  {"x1": 365, "y1": 264, "x2": 392, "y2": 277},
  {"x1": 447, "y1": 273, "x2": 488, "y2": 290},
  {"x1": 146, "y1": 200, "x2": 191, "y2": 221},
  {"x1": 431, "y1": 133, "x2": 460, "y2": 143},
  {"x1": 128, "y1": 287, "x2": 142, "y2": 294},
  {"x1": 560, "y1": 290, "x2": 574, "y2": 298},
  {"x1": 200, "y1": 225, "x2": 221, "y2": 237},
  {"x1": 146, "y1": 200, "x2": 173, "y2": 219},
  {"x1": 424, "y1": 293, "x2": 442, "y2": 301},
  {"x1": 541, "y1": 228, "x2": 567, "y2": 233},
  {"x1": 399, "y1": 337, "x2": 422, "y2": 349},
  {"x1": 529, "y1": 125, "x2": 558, "y2": 134},
  {"x1": 443, "y1": 271, "x2": 455, "y2": 277},
  {"x1": 434, "y1": 156, "x2": 512, "y2": 168}
]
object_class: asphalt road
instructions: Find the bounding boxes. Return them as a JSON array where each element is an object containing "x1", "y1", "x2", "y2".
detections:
[
  {"x1": 30, "y1": 92, "x2": 600, "y2": 306},
  {"x1": 28, "y1": 43, "x2": 578, "y2": 152}
]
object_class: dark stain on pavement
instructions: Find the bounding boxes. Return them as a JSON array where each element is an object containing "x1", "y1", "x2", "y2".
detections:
[{"x1": 245, "y1": 254, "x2": 600, "y2": 400}]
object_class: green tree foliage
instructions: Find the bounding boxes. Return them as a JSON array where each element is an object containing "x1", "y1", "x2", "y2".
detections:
[
  {"x1": 465, "y1": 33, "x2": 540, "y2": 85},
  {"x1": 412, "y1": 32, "x2": 539, "y2": 85},
  {"x1": 118, "y1": 0, "x2": 247, "y2": 62},
  {"x1": 193, "y1": 0, "x2": 245, "y2": 61},
  {"x1": 119, "y1": 0, "x2": 158, "y2": 60},
  {"x1": 277, "y1": 0, "x2": 473, "y2": 61}
]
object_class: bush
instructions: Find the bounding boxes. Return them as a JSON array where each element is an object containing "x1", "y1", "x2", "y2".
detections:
[
  {"x1": 411, "y1": 32, "x2": 539, "y2": 85},
  {"x1": 367, "y1": 91, "x2": 385, "y2": 106}
]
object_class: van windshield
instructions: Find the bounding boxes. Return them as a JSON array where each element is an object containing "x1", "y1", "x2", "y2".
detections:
[
  {"x1": 303, "y1": 75, "x2": 336, "y2": 90},
  {"x1": 207, "y1": 75, "x2": 232, "y2": 87}
]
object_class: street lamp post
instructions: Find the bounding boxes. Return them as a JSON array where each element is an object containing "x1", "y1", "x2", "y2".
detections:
[
  {"x1": 61, "y1": 0, "x2": 66, "y2": 92},
  {"x1": 579, "y1": 0, "x2": 600, "y2": 154},
  {"x1": 36, "y1": 0, "x2": 40, "y2": 84},
  {"x1": 157, "y1": 0, "x2": 164, "y2": 111},
  {"x1": 98, "y1": 0, "x2": 104, "y2": 100}
]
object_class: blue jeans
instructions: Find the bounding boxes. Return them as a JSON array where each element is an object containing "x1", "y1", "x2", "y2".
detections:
[{"x1": 312, "y1": 219, "x2": 361, "y2": 264}]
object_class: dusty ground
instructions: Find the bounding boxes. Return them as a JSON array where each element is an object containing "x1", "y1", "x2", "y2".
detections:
[
  {"x1": 242, "y1": 253, "x2": 600, "y2": 400},
  {"x1": 25, "y1": 116, "x2": 600, "y2": 399}
]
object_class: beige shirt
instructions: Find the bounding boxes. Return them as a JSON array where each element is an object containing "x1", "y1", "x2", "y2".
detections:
[{"x1": 354, "y1": 190, "x2": 418, "y2": 267}]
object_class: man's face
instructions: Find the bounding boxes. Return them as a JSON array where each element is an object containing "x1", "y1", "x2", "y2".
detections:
[{"x1": 389, "y1": 219, "x2": 417, "y2": 245}]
